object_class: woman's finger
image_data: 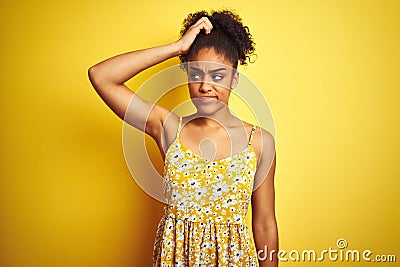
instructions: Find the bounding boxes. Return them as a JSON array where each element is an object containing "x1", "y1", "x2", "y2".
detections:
[
  {"x1": 197, "y1": 21, "x2": 213, "y2": 34},
  {"x1": 192, "y1": 17, "x2": 213, "y2": 33},
  {"x1": 176, "y1": 16, "x2": 214, "y2": 53},
  {"x1": 192, "y1": 18, "x2": 203, "y2": 27},
  {"x1": 203, "y1": 18, "x2": 213, "y2": 30},
  {"x1": 193, "y1": 16, "x2": 208, "y2": 27}
]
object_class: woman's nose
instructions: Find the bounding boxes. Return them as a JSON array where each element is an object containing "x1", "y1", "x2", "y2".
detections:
[{"x1": 199, "y1": 82, "x2": 212, "y2": 93}]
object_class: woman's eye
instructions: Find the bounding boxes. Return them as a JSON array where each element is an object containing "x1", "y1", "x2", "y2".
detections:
[
  {"x1": 190, "y1": 73, "x2": 201, "y2": 80},
  {"x1": 212, "y1": 75, "x2": 223, "y2": 81}
]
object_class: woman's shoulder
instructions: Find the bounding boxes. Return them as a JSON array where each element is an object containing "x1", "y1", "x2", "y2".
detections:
[
  {"x1": 241, "y1": 121, "x2": 274, "y2": 142},
  {"x1": 241, "y1": 121, "x2": 275, "y2": 161}
]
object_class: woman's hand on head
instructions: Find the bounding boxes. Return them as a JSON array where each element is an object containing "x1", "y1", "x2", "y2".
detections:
[{"x1": 175, "y1": 17, "x2": 213, "y2": 55}]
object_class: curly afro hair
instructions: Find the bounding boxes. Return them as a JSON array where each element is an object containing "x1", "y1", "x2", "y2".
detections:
[{"x1": 179, "y1": 9, "x2": 256, "y2": 70}]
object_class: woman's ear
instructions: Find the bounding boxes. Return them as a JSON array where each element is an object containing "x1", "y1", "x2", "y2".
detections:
[{"x1": 231, "y1": 70, "x2": 239, "y2": 89}]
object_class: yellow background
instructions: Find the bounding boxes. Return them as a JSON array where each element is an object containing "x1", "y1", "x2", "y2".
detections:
[{"x1": 1, "y1": 0, "x2": 399, "y2": 266}]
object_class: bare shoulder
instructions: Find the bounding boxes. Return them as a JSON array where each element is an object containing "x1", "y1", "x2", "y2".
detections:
[
  {"x1": 260, "y1": 127, "x2": 275, "y2": 149},
  {"x1": 248, "y1": 124, "x2": 275, "y2": 165}
]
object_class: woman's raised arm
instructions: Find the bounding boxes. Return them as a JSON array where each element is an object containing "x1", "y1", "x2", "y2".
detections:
[
  {"x1": 88, "y1": 43, "x2": 181, "y2": 140},
  {"x1": 87, "y1": 17, "x2": 213, "y2": 142}
]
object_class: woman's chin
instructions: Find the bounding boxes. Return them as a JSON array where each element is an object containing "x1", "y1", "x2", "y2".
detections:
[
  {"x1": 194, "y1": 105, "x2": 225, "y2": 116},
  {"x1": 192, "y1": 99, "x2": 228, "y2": 115}
]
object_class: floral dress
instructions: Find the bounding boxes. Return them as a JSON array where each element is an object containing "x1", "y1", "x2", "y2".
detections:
[{"x1": 153, "y1": 117, "x2": 259, "y2": 267}]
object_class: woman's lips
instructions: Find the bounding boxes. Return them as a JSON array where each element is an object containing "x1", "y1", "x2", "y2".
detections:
[{"x1": 197, "y1": 96, "x2": 218, "y2": 103}]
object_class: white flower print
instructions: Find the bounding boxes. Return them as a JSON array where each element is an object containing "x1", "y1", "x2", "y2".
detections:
[
  {"x1": 212, "y1": 181, "x2": 229, "y2": 199},
  {"x1": 194, "y1": 187, "x2": 207, "y2": 201},
  {"x1": 233, "y1": 249, "x2": 243, "y2": 262},
  {"x1": 188, "y1": 178, "x2": 200, "y2": 187},
  {"x1": 233, "y1": 213, "x2": 241, "y2": 223},
  {"x1": 215, "y1": 173, "x2": 223, "y2": 180},
  {"x1": 171, "y1": 191, "x2": 183, "y2": 201},
  {"x1": 168, "y1": 151, "x2": 180, "y2": 164}
]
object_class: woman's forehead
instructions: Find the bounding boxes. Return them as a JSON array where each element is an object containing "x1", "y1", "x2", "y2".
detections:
[
  {"x1": 188, "y1": 47, "x2": 234, "y2": 69},
  {"x1": 187, "y1": 61, "x2": 233, "y2": 72}
]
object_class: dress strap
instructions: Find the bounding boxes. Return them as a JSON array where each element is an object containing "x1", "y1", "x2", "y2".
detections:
[
  {"x1": 176, "y1": 117, "x2": 183, "y2": 137},
  {"x1": 248, "y1": 125, "x2": 257, "y2": 146}
]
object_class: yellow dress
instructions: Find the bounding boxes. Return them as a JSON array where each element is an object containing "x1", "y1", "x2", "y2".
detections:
[{"x1": 153, "y1": 117, "x2": 259, "y2": 267}]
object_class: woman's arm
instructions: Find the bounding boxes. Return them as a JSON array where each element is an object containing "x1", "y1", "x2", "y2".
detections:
[
  {"x1": 88, "y1": 43, "x2": 179, "y2": 140},
  {"x1": 87, "y1": 17, "x2": 213, "y2": 142},
  {"x1": 252, "y1": 129, "x2": 278, "y2": 267}
]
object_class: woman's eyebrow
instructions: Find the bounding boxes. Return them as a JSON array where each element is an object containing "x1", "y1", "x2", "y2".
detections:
[
  {"x1": 189, "y1": 67, "x2": 228, "y2": 73},
  {"x1": 210, "y1": 68, "x2": 227, "y2": 73}
]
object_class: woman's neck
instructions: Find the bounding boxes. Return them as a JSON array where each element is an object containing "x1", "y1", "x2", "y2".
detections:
[{"x1": 190, "y1": 106, "x2": 240, "y2": 129}]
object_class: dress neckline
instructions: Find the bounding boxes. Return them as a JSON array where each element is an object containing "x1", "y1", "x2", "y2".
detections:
[
  {"x1": 173, "y1": 116, "x2": 257, "y2": 164},
  {"x1": 177, "y1": 135, "x2": 254, "y2": 164}
]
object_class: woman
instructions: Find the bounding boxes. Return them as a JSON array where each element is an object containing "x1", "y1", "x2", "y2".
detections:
[{"x1": 88, "y1": 9, "x2": 278, "y2": 267}]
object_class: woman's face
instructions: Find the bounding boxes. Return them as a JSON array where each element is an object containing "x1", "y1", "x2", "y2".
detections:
[{"x1": 187, "y1": 47, "x2": 238, "y2": 115}]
